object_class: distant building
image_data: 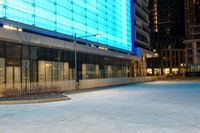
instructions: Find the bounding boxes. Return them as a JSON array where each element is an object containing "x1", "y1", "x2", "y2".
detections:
[
  {"x1": 148, "y1": 0, "x2": 186, "y2": 75},
  {"x1": 183, "y1": 0, "x2": 200, "y2": 72}
]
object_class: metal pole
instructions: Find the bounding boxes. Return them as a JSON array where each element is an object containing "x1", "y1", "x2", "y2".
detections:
[
  {"x1": 73, "y1": 33, "x2": 101, "y2": 90},
  {"x1": 74, "y1": 33, "x2": 77, "y2": 90}
]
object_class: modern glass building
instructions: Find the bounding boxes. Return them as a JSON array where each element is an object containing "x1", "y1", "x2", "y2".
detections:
[
  {"x1": 0, "y1": 0, "x2": 134, "y2": 97},
  {"x1": 0, "y1": 0, "x2": 133, "y2": 52}
]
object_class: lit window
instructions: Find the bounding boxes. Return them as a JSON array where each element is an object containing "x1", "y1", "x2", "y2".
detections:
[{"x1": 3, "y1": 25, "x2": 23, "y2": 32}]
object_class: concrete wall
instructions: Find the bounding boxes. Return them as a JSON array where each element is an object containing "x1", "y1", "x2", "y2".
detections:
[
  {"x1": 78, "y1": 76, "x2": 161, "y2": 90},
  {"x1": 0, "y1": 76, "x2": 162, "y2": 97}
]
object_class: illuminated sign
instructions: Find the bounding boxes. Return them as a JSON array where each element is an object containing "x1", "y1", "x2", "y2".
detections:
[{"x1": 0, "y1": 0, "x2": 133, "y2": 52}]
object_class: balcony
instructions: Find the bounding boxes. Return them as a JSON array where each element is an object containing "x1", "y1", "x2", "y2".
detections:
[
  {"x1": 135, "y1": 11, "x2": 148, "y2": 24},
  {"x1": 190, "y1": 25, "x2": 200, "y2": 39}
]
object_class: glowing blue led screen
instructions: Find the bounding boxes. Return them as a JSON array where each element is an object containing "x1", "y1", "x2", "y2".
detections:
[{"x1": 0, "y1": 0, "x2": 133, "y2": 52}]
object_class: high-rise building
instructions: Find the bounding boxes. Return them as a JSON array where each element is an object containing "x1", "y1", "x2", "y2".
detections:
[
  {"x1": 149, "y1": 0, "x2": 185, "y2": 49},
  {"x1": 148, "y1": 0, "x2": 186, "y2": 75},
  {"x1": 183, "y1": 0, "x2": 200, "y2": 72},
  {"x1": 133, "y1": 0, "x2": 151, "y2": 77},
  {"x1": 0, "y1": 0, "x2": 136, "y2": 97},
  {"x1": 134, "y1": 0, "x2": 150, "y2": 48}
]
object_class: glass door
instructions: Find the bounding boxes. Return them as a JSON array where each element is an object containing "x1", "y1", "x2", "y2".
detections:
[
  {"x1": 6, "y1": 67, "x2": 21, "y2": 84},
  {"x1": 6, "y1": 67, "x2": 13, "y2": 84},
  {"x1": 14, "y1": 67, "x2": 21, "y2": 83}
]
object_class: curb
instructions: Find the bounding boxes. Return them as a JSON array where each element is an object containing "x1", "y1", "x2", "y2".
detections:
[{"x1": 0, "y1": 96, "x2": 71, "y2": 105}]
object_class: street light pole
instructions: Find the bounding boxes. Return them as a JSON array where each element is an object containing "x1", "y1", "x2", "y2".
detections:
[
  {"x1": 73, "y1": 33, "x2": 102, "y2": 90},
  {"x1": 74, "y1": 33, "x2": 77, "y2": 90}
]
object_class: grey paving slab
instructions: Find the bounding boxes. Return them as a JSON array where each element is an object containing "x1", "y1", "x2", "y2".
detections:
[{"x1": 0, "y1": 81, "x2": 200, "y2": 133}]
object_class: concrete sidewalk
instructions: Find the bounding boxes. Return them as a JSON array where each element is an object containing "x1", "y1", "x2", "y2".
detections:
[{"x1": 0, "y1": 81, "x2": 200, "y2": 133}]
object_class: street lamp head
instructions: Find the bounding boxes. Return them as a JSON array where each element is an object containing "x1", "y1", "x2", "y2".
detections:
[{"x1": 95, "y1": 34, "x2": 102, "y2": 38}]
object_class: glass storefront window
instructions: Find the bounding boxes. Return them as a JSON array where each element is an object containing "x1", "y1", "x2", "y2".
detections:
[
  {"x1": 38, "y1": 61, "x2": 45, "y2": 82},
  {"x1": 38, "y1": 61, "x2": 69, "y2": 83},
  {"x1": 95, "y1": 65, "x2": 100, "y2": 79},
  {"x1": 82, "y1": 64, "x2": 87, "y2": 79},
  {"x1": 63, "y1": 63, "x2": 69, "y2": 80},
  {"x1": 87, "y1": 64, "x2": 94, "y2": 79},
  {"x1": 14, "y1": 67, "x2": 21, "y2": 83},
  {"x1": 30, "y1": 60, "x2": 38, "y2": 82},
  {"x1": 122, "y1": 66, "x2": 129, "y2": 77},
  {"x1": 46, "y1": 61, "x2": 52, "y2": 82},
  {"x1": 82, "y1": 64, "x2": 101, "y2": 79},
  {"x1": 52, "y1": 61, "x2": 58, "y2": 81},
  {"x1": 112, "y1": 66, "x2": 117, "y2": 78},
  {"x1": 6, "y1": 67, "x2": 13, "y2": 84},
  {"x1": 0, "y1": 58, "x2": 5, "y2": 84},
  {"x1": 22, "y1": 59, "x2": 30, "y2": 83},
  {"x1": 0, "y1": 42, "x2": 4, "y2": 58},
  {"x1": 0, "y1": 40, "x2": 133, "y2": 99},
  {"x1": 58, "y1": 62, "x2": 64, "y2": 81},
  {"x1": 104, "y1": 65, "x2": 112, "y2": 78},
  {"x1": 2, "y1": 42, "x2": 132, "y2": 86},
  {"x1": 6, "y1": 66, "x2": 21, "y2": 84}
]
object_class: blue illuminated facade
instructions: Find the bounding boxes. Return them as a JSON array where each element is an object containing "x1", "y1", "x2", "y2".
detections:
[{"x1": 0, "y1": 0, "x2": 133, "y2": 52}]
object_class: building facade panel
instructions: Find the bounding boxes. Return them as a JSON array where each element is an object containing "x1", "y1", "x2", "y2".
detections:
[{"x1": 0, "y1": 0, "x2": 133, "y2": 52}]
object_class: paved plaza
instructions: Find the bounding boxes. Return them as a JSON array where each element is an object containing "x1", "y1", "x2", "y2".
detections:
[{"x1": 0, "y1": 81, "x2": 200, "y2": 133}]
